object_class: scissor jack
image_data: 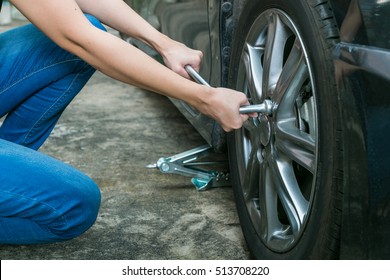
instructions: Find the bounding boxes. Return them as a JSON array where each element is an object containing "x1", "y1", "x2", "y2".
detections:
[{"x1": 146, "y1": 144, "x2": 230, "y2": 191}]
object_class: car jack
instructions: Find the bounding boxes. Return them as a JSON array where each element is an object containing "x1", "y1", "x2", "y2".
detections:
[{"x1": 146, "y1": 144, "x2": 230, "y2": 191}]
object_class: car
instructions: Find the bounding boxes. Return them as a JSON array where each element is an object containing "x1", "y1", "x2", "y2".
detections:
[{"x1": 122, "y1": 0, "x2": 390, "y2": 259}]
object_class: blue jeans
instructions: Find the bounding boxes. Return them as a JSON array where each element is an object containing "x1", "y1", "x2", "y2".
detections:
[{"x1": 0, "y1": 15, "x2": 106, "y2": 244}]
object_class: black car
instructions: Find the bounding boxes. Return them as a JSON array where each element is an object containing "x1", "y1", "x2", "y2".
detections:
[{"x1": 123, "y1": 0, "x2": 390, "y2": 259}]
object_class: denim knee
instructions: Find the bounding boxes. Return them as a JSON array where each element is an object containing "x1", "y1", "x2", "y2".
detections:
[
  {"x1": 54, "y1": 177, "x2": 101, "y2": 240},
  {"x1": 0, "y1": 140, "x2": 102, "y2": 244}
]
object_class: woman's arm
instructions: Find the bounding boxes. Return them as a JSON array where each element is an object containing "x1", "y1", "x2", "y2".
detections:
[
  {"x1": 10, "y1": 0, "x2": 250, "y2": 131},
  {"x1": 75, "y1": 0, "x2": 202, "y2": 78}
]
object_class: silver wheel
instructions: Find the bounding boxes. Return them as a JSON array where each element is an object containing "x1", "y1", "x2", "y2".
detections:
[{"x1": 234, "y1": 9, "x2": 318, "y2": 253}]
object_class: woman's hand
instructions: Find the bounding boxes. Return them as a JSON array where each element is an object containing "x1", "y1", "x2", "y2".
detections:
[
  {"x1": 196, "y1": 86, "x2": 257, "y2": 132},
  {"x1": 158, "y1": 37, "x2": 203, "y2": 79}
]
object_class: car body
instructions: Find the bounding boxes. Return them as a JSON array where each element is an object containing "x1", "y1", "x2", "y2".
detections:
[{"x1": 124, "y1": 0, "x2": 390, "y2": 259}]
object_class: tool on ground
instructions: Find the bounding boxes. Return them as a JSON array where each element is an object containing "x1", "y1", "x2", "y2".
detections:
[
  {"x1": 146, "y1": 145, "x2": 230, "y2": 191},
  {"x1": 185, "y1": 65, "x2": 273, "y2": 115}
]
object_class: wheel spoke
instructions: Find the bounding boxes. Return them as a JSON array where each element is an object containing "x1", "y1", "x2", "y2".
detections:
[
  {"x1": 240, "y1": 146, "x2": 265, "y2": 239},
  {"x1": 259, "y1": 158, "x2": 285, "y2": 242},
  {"x1": 269, "y1": 154, "x2": 309, "y2": 235},
  {"x1": 275, "y1": 121, "x2": 316, "y2": 173},
  {"x1": 244, "y1": 44, "x2": 265, "y2": 102},
  {"x1": 274, "y1": 38, "x2": 308, "y2": 112},
  {"x1": 263, "y1": 12, "x2": 291, "y2": 95},
  {"x1": 242, "y1": 147, "x2": 260, "y2": 202}
]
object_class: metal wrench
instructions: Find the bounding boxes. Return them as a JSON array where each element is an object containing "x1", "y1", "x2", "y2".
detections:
[{"x1": 185, "y1": 65, "x2": 272, "y2": 115}]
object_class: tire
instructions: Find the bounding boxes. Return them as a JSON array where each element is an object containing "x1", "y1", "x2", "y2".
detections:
[{"x1": 227, "y1": 0, "x2": 343, "y2": 259}]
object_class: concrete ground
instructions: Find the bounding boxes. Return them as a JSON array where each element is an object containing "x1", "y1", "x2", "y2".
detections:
[{"x1": 0, "y1": 20, "x2": 250, "y2": 260}]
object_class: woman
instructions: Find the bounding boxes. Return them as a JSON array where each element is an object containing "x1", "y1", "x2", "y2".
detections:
[{"x1": 0, "y1": 0, "x2": 251, "y2": 244}]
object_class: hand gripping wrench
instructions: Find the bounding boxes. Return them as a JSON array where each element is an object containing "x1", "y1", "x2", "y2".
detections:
[{"x1": 185, "y1": 65, "x2": 273, "y2": 115}]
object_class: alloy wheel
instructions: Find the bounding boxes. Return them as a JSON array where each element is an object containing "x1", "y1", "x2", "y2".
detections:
[{"x1": 234, "y1": 9, "x2": 318, "y2": 253}]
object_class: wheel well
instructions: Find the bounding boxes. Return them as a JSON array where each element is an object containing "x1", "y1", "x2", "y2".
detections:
[
  {"x1": 212, "y1": 0, "x2": 250, "y2": 152},
  {"x1": 220, "y1": 0, "x2": 249, "y2": 88}
]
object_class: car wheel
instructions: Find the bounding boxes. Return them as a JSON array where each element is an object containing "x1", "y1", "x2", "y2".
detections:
[{"x1": 227, "y1": 0, "x2": 343, "y2": 259}]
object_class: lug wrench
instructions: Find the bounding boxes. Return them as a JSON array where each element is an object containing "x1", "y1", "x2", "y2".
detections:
[{"x1": 185, "y1": 65, "x2": 272, "y2": 115}]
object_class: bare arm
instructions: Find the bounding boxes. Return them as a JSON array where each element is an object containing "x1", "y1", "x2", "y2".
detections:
[
  {"x1": 75, "y1": 0, "x2": 202, "y2": 77},
  {"x1": 10, "y1": 0, "x2": 250, "y2": 131}
]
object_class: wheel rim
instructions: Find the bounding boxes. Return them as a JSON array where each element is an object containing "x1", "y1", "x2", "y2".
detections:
[{"x1": 234, "y1": 9, "x2": 318, "y2": 253}]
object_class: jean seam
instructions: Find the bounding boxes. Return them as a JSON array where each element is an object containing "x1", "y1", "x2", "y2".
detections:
[
  {"x1": 22, "y1": 62, "x2": 92, "y2": 146},
  {"x1": 0, "y1": 189, "x2": 69, "y2": 235},
  {"x1": 0, "y1": 58, "x2": 82, "y2": 97}
]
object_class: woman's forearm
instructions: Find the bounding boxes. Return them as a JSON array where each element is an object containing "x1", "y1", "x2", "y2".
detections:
[{"x1": 75, "y1": 0, "x2": 168, "y2": 52}]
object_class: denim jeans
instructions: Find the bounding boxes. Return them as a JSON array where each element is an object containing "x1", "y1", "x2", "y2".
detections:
[{"x1": 0, "y1": 15, "x2": 106, "y2": 244}]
